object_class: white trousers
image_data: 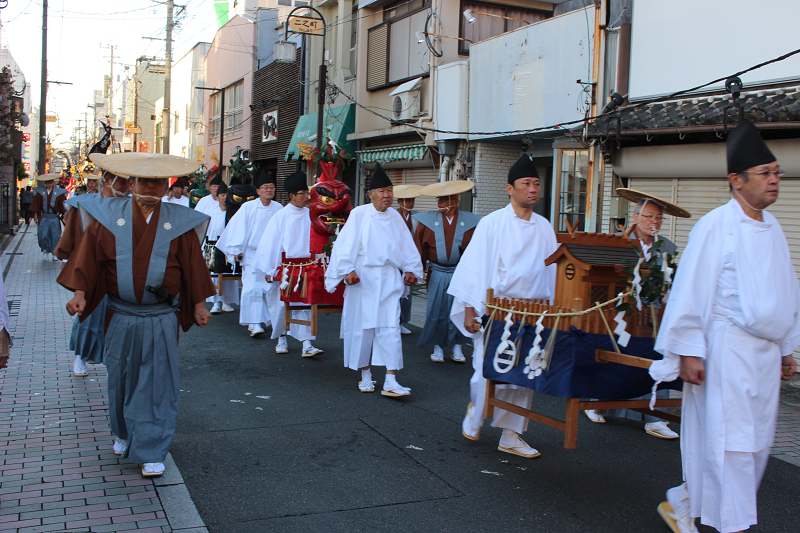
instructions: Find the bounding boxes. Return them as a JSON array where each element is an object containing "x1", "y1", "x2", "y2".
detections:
[
  {"x1": 239, "y1": 266, "x2": 270, "y2": 326},
  {"x1": 263, "y1": 283, "x2": 314, "y2": 341},
  {"x1": 469, "y1": 330, "x2": 534, "y2": 434},
  {"x1": 206, "y1": 276, "x2": 239, "y2": 305},
  {"x1": 343, "y1": 325, "x2": 403, "y2": 371}
]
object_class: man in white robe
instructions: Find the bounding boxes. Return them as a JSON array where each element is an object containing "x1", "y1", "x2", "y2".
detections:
[
  {"x1": 325, "y1": 163, "x2": 423, "y2": 396},
  {"x1": 194, "y1": 172, "x2": 223, "y2": 216},
  {"x1": 204, "y1": 181, "x2": 239, "y2": 314},
  {"x1": 254, "y1": 171, "x2": 322, "y2": 356},
  {"x1": 215, "y1": 172, "x2": 282, "y2": 337},
  {"x1": 650, "y1": 121, "x2": 800, "y2": 533},
  {"x1": 162, "y1": 179, "x2": 190, "y2": 207},
  {"x1": 448, "y1": 155, "x2": 557, "y2": 459}
]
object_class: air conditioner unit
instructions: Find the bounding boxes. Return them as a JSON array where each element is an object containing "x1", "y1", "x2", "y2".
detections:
[
  {"x1": 390, "y1": 77, "x2": 423, "y2": 122},
  {"x1": 392, "y1": 93, "x2": 419, "y2": 122}
]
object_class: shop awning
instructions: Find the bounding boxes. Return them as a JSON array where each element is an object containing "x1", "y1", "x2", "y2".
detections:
[
  {"x1": 284, "y1": 103, "x2": 356, "y2": 162},
  {"x1": 356, "y1": 144, "x2": 428, "y2": 164}
]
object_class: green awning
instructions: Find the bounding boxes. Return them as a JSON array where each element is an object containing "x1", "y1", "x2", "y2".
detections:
[
  {"x1": 356, "y1": 144, "x2": 428, "y2": 163},
  {"x1": 284, "y1": 103, "x2": 356, "y2": 162}
]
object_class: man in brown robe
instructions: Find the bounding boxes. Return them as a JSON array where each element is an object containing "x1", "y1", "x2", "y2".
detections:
[
  {"x1": 58, "y1": 153, "x2": 215, "y2": 478},
  {"x1": 29, "y1": 173, "x2": 68, "y2": 260},
  {"x1": 56, "y1": 168, "x2": 131, "y2": 377}
]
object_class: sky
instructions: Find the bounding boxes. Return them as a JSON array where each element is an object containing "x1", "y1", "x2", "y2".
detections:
[{"x1": 0, "y1": 0, "x2": 221, "y2": 148}]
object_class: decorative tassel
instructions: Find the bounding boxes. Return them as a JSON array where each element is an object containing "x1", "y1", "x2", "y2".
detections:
[
  {"x1": 293, "y1": 265, "x2": 303, "y2": 292},
  {"x1": 523, "y1": 313, "x2": 546, "y2": 379},
  {"x1": 280, "y1": 267, "x2": 290, "y2": 290}
]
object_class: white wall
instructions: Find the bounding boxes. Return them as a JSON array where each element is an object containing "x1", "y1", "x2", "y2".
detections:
[
  {"x1": 468, "y1": 7, "x2": 595, "y2": 140},
  {"x1": 629, "y1": 0, "x2": 800, "y2": 100}
]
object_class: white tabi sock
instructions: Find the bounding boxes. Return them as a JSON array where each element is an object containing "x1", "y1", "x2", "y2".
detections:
[
  {"x1": 302, "y1": 340, "x2": 313, "y2": 351},
  {"x1": 452, "y1": 344, "x2": 463, "y2": 356},
  {"x1": 384, "y1": 374, "x2": 398, "y2": 386},
  {"x1": 361, "y1": 369, "x2": 373, "y2": 383},
  {"x1": 433, "y1": 345, "x2": 444, "y2": 357}
]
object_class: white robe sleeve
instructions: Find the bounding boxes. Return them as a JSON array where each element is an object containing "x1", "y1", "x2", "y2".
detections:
[
  {"x1": 214, "y1": 203, "x2": 249, "y2": 264},
  {"x1": 325, "y1": 207, "x2": 365, "y2": 292},
  {"x1": 252, "y1": 209, "x2": 286, "y2": 279},
  {"x1": 395, "y1": 213, "x2": 424, "y2": 279},
  {"x1": 448, "y1": 217, "x2": 497, "y2": 338},
  {"x1": 650, "y1": 211, "x2": 724, "y2": 387}
]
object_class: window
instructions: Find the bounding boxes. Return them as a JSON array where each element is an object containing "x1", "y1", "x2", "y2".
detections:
[
  {"x1": 459, "y1": 2, "x2": 550, "y2": 55},
  {"x1": 209, "y1": 91, "x2": 221, "y2": 142},
  {"x1": 225, "y1": 81, "x2": 244, "y2": 137},
  {"x1": 556, "y1": 149, "x2": 588, "y2": 232},
  {"x1": 346, "y1": 3, "x2": 358, "y2": 79},
  {"x1": 383, "y1": 0, "x2": 424, "y2": 22},
  {"x1": 366, "y1": 3, "x2": 429, "y2": 90}
]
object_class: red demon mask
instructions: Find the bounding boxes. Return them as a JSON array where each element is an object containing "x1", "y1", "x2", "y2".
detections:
[{"x1": 308, "y1": 177, "x2": 353, "y2": 237}]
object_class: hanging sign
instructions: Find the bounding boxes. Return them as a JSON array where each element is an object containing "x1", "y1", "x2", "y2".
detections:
[{"x1": 288, "y1": 16, "x2": 324, "y2": 36}]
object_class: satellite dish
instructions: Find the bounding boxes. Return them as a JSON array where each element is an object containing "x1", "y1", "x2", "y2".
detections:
[{"x1": 19, "y1": 113, "x2": 29, "y2": 127}]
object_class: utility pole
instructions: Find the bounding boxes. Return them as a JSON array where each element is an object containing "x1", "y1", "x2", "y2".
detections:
[
  {"x1": 83, "y1": 111, "x2": 89, "y2": 161},
  {"x1": 134, "y1": 58, "x2": 141, "y2": 152},
  {"x1": 162, "y1": 0, "x2": 174, "y2": 154},
  {"x1": 37, "y1": 1, "x2": 48, "y2": 176}
]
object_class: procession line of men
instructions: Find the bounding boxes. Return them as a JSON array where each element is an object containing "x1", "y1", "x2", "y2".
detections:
[{"x1": 49, "y1": 121, "x2": 796, "y2": 533}]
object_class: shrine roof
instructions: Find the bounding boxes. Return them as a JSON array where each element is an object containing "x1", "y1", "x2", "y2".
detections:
[{"x1": 563, "y1": 244, "x2": 639, "y2": 266}]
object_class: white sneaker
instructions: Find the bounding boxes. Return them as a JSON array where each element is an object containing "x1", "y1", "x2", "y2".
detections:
[
  {"x1": 42, "y1": 252, "x2": 48, "y2": 260},
  {"x1": 498, "y1": 430, "x2": 541, "y2": 458},
  {"x1": 113, "y1": 438, "x2": 127, "y2": 455},
  {"x1": 221, "y1": 304, "x2": 235, "y2": 312},
  {"x1": 141, "y1": 462, "x2": 165, "y2": 477},
  {"x1": 658, "y1": 483, "x2": 698, "y2": 533},
  {"x1": 275, "y1": 336, "x2": 289, "y2": 353},
  {"x1": 73, "y1": 357, "x2": 88, "y2": 377},
  {"x1": 462, "y1": 403, "x2": 480, "y2": 441},
  {"x1": 400, "y1": 325, "x2": 412, "y2": 335},
  {"x1": 301, "y1": 343, "x2": 323, "y2": 357},
  {"x1": 584, "y1": 409, "x2": 606, "y2": 423},
  {"x1": 646, "y1": 421, "x2": 679, "y2": 439},
  {"x1": 52, "y1": 254, "x2": 60, "y2": 261},
  {"x1": 250, "y1": 325, "x2": 265, "y2": 337},
  {"x1": 210, "y1": 302, "x2": 222, "y2": 314}
]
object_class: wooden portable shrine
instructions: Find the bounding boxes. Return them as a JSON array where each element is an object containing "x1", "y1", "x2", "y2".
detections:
[{"x1": 481, "y1": 226, "x2": 678, "y2": 449}]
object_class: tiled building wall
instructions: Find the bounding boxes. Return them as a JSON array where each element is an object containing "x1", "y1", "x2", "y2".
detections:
[{"x1": 472, "y1": 140, "x2": 522, "y2": 216}]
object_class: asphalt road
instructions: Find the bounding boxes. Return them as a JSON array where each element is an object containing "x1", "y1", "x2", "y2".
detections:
[{"x1": 171, "y1": 306, "x2": 800, "y2": 533}]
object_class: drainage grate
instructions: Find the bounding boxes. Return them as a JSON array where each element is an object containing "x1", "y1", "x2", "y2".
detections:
[
  {"x1": 5, "y1": 252, "x2": 23, "y2": 255},
  {"x1": 7, "y1": 300, "x2": 19, "y2": 317}
]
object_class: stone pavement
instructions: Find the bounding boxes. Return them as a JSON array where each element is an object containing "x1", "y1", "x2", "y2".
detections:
[{"x1": 0, "y1": 227, "x2": 207, "y2": 533}]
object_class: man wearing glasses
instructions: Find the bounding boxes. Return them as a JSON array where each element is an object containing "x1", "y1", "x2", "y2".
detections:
[
  {"x1": 216, "y1": 170, "x2": 283, "y2": 337},
  {"x1": 650, "y1": 121, "x2": 800, "y2": 533},
  {"x1": 583, "y1": 193, "x2": 681, "y2": 440},
  {"x1": 255, "y1": 171, "x2": 322, "y2": 357}
]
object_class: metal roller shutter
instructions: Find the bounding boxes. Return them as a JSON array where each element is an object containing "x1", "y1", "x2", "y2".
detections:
[
  {"x1": 626, "y1": 178, "x2": 676, "y2": 242},
  {"x1": 402, "y1": 167, "x2": 439, "y2": 212},
  {"x1": 674, "y1": 179, "x2": 730, "y2": 251},
  {"x1": 762, "y1": 179, "x2": 800, "y2": 278}
]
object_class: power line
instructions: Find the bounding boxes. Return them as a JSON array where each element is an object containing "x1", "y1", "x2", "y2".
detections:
[{"x1": 331, "y1": 47, "x2": 800, "y2": 137}]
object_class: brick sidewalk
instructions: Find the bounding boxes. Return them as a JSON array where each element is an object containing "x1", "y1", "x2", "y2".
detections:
[{"x1": 0, "y1": 228, "x2": 202, "y2": 533}]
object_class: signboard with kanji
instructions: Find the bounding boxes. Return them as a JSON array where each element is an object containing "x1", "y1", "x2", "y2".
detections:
[{"x1": 288, "y1": 16, "x2": 324, "y2": 36}]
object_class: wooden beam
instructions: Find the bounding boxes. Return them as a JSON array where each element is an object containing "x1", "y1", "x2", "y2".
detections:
[{"x1": 595, "y1": 349, "x2": 654, "y2": 369}]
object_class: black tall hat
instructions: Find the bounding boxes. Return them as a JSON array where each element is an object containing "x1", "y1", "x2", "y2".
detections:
[
  {"x1": 508, "y1": 155, "x2": 538, "y2": 184},
  {"x1": 217, "y1": 181, "x2": 229, "y2": 194},
  {"x1": 209, "y1": 172, "x2": 223, "y2": 186},
  {"x1": 171, "y1": 177, "x2": 187, "y2": 189},
  {"x1": 255, "y1": 169, "x2": 276, "y2": 188},
  {"x1": 727, "y1": 121, "x2": 777, "y2": 175},
  {"x1": 284, "y1": 171, "x2": 308, "y2": 195},
  {"x1": 369, "y1": 163, "x2": 393, "y2": 190}
]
